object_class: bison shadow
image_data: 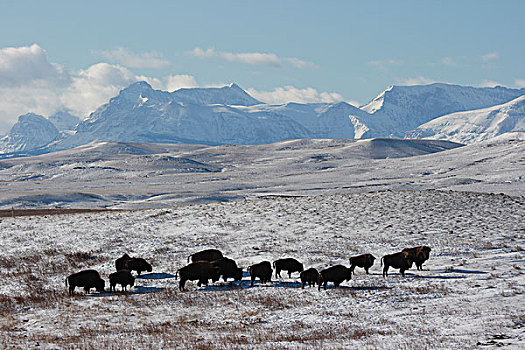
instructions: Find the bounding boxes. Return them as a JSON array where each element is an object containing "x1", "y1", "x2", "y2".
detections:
[
  {"x1": 136, "y1": 272, "x2": 176, "y2": 280},
  {"x1": 87, "y1": 286, "x2": 164, "y2": 297},
  {"x1": 201, "y1": 279, "x2": 390, "y2": 292},
  {"x1": 131, "y1": 286, "x2": 164, "y2": 294}
]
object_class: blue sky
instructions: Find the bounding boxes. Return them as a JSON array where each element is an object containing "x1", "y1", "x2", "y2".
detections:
[{"x1": 0, "y1": 0, "x2": 524, "y2": 132}]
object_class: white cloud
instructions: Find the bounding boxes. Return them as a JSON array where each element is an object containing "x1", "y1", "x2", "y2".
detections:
[
  {"x1": 367, "y1": 59, "x2": 402, "y2": 71},
  {"x1": 514, "y1": 79, "x2": 525, "y2": 88},
  {"x1": 396, "y1": 76, "x2": 438, "y2": 86},
  {"x1": 0, "y1": 43, "x2": 70, "y2": 88},
  {"x1": 164, "y1": 74, "x2": 198, "y2": 92},
  {"x1": 97, "y1": 47, "x2": 170, "y2": 69},
  {"x1": 246, "y1": 86, "x2": 346, "y2": 105},
  {"x1": 481, "y1": 52, "x2": 499, "y2": 62},
  {"x1": 190, "y1": 47, "x2": 315, "y2": 69}
]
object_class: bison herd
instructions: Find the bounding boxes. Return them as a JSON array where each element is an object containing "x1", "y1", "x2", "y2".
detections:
[{"x1": 66, "y1": 246, "x2": 431, "y2": 295}]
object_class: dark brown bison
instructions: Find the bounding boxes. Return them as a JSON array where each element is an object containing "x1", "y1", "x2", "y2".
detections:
[
  {"x1": 300, "y1": 268, "x2": 319, "y2": 288},
  {"x1": 273, "y1": 258, "x2": 304, "y2": 278},
  {"x1": 402, "y1": 246, "x2": 431, "y2": 270},
  {"x1": 349, "y1": 253, "x2": 376, "y2": 274},
  {"x1": 177, "y1": 261, "x2": 221, "y2": 291},
  {"x1": 66, "y1": 269, "x2": 105, "y2": 295},
  {"x1": 247, "y1": 261, "x2": 272, "y2": 287},
  {"x1": 188, "y1": 249, "x2": 224, "y2": 263},
  {"x1": 125, "y1": 258, "x2": 152, "y2": 276},
  {"x1": 109, "y1": 270, "x2": 135, "y2": 292},
  {"x1": 115, "y1": 253, "x2": 132, "y2": 271},
  {"x1": 211, "y1": 257, "x2": 243, "y2": 282},
  {"x1": 381, "y1": 251, "x2": 414, "y2": 277},
  {"x1": 318, "y1": 265, "x2": 352, "y2": 290}
]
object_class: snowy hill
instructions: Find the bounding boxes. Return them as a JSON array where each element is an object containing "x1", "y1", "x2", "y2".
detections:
[
  {"x1": 361, "y1": 83, "x2": 525, "y2": 138},
  {"x1": 3, "y1": 133, "x2": 525, "y2": 210},
  {"x1": 405, "y1": 95, "x2": 525, "y2": 144}
]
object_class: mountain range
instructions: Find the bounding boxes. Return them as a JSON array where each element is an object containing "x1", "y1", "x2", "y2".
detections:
[{"x1": 0, "y1": 81, "x2": 523, "y2": 157}]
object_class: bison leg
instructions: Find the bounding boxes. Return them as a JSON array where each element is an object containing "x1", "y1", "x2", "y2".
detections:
[
  {"x1": 400, "y1": 269, "x2": 405, "y2": 277},
  {"x1": 275, "y1": 269, "x2": 281, "y2": 279},
  {"x1": 69, "y1": 285, "x2": 75, "y2": 295},
  {"x1": 365, "y1": 267, "x2": 370, "y2": 274},
  {"x1": 288, "y1": 271, "x2": 292, "y2": 278},
  {"x1": 383, "y1": 265, "x2": 389, "y2": 278},
  {"x1": 350, "y1": 265, "x2": 356, "y2": 275},
  {"x1": 250, "y1": 276, "x2": 255, "y2": 287},
  {"x1": 179, "y1": 279, "x2": 186, "y2": 291}
]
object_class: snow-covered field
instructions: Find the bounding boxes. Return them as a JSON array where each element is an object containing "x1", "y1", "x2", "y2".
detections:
[
  {"x1": 0, "y1": 133, "x2": 524, "y2": 210},
  {"x1": 0, "y1": 133, "x2": 524, "y2": 349},
  {"x1": 0, "y1": 190, "x2": 523, "y2": 349}
]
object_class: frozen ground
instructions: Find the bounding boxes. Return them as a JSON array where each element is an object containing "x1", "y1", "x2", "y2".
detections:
[{"x1": 0, "y1": 190, "x2": 523, "y2": 349}]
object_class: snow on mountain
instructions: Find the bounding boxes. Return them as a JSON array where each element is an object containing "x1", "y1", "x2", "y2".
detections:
[
  {"x1": 48, "y1": 111, "x2": 81, "y2": 131},
  {"x1": 0, "y1": 113, "x2": 59, "y2": 154},
  {"x1": 405, "y1": 95, "x2": 525, "y2": 144},
  {"x1": 2, "y1": 82, "x2": 525, "y2": 157},
  {"x1": 171, "y1": 82, "x2": 262, "y2": 106},
  {"x1": 361, "y1": 83, "x2": 525, "y2": 138},
  {"x1": 51, "y1": 82, "x2": 372, "y2": 150}
]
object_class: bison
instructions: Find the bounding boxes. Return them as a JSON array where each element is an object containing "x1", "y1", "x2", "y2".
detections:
[
  {"x1": 66, "y1": 269, "x2": 105, "y2": 295},
  {"x1": 349, "y1": 253, "x2": 376, "y2": 275},
  {"x1": 381, "y1": 251, "x2": 414, "y2": 277},
  {"x1": 247, "y1": 261, "x2": 272, "y2": 287},
  {"x1": 211, "y1": 257, "x2": 243, "y2": 282},
  {"x1": 188, "y1": 249, "x2": 224, "y2": 263},
  {"x1": 125, "y1": 258, "x2": 152, "y2": 276},
  {"x1": 109, "y1": 270, "x2": 135, "y2": 292},
  {"x1": 177, "y1": 261, "x2": 220, "y2": 291},
  {"x1": 300, "y1": 268, "x2": 319, "y2": 288},
  {"x1": 115, "y1": 253, "x2": 132, "y2": 271},
  {"x1": 402, "y1": 246, "x2": 431, "y2": 270},
  {"x1": 318, "y1": 265, "x2": 352, "y2": 290},
  {"x1": 273, "y1": 258, "x2": 304, "y2": 279}
]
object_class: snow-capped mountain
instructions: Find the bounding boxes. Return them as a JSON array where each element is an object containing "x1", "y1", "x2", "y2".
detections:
[
  {"x1": 0, "y1": 113, "x2": 59, "y2": 153},
  {"x1": 1, "y1": 81, "x2": 524, "y2": 157},
  {"x1": 405, "y1": 95, "x2": 525, "y2": 144},
  {"x1": 361, "y1": 83, "x2": 525, "y2": 138},
  {"x1": 50, "y1": 82, "x2": 369, "y2": 150}
]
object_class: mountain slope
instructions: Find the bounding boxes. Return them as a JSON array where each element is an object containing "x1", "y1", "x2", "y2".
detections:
[
  {"x1": 361, "y1": 83, "x2": 525, "y2": 138},
  {"x1": 2, "y1": 82, "x2": 525, "y2": 157},
  {"x1": 50, "y1": 82, "x2": 369, "y2": 150},
  {"x1": 0, "y1": 113, "x2": 59, "y2": 153},
  {"x1": 405, "y1": 95, "x2": 525, "y2": 143}
]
